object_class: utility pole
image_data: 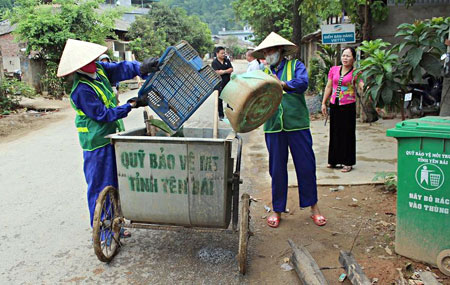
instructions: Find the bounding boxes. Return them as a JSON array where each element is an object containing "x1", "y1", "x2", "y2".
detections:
[{"x1": 439, "y1": 27, "x2": 450, "y2": 116}]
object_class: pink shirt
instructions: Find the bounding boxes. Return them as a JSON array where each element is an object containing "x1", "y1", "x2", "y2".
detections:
[{"x1": 328, "y1": 65, "x2": 357, "y2": 105}]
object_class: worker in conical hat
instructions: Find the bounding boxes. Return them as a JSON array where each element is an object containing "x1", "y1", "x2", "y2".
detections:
[
  {"x1": 57, "y1": 39, "x2": 160, "y2": 239},
  {"x1": 253, "y1": 32, "x2": 326, "y2": 228}
]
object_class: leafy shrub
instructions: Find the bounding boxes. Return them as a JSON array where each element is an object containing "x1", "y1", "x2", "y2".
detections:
[
  {"x1": 373, "y1": 171, "x2": 397, "y2": 192},
  {"x1": 356, "y1": 39, "x2": 402, "y2": 108},
  {"x1": 0, "y1": 77, "x2": 36, "y2": 114},
  {"x1": 40, "y1": 62, "x2": 66, "y2": 98},
  {"x1": 309, "y1": 57, "x2": 328, "y2": 95}
]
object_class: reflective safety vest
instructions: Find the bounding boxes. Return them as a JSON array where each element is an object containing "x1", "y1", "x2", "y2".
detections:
[
  {"x1": 70, "y1": 63, "x2": 125, "y2": 151},
  {"x1": 263, "y1": 59, "x2": 310, "y2": 133}
]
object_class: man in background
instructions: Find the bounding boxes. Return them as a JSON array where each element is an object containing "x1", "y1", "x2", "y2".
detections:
[
  {"x1": 211, "y1": 46, "x2": 233, "y2": 120},
  {"x1": 246, "y1": 50, "x2": 264, "y2": 72}
]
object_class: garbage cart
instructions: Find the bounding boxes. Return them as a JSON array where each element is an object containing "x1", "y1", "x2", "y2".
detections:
[
  {"x1": 91, "y1": 127, "x2": 251, "y2": 274},
  {"x1": 387, "y1": 116, "x2": 450, "y2": 276}
]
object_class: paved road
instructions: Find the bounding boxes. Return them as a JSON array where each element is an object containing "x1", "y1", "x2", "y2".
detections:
[{"x1": 0, "y1": 60, "x2": 252, "y2": 284}]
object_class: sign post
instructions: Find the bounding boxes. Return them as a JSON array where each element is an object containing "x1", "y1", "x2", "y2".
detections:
[{"x1": 321, "y1": 24, "x2": 356, "y2": 45}]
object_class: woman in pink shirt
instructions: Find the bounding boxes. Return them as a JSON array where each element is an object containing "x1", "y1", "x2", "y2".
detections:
[{"x1": 321, "y1": 47, "x2": 363, "y2": 173}]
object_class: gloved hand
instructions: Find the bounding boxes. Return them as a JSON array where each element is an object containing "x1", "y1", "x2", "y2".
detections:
[
  {"x1": 127, "y1": 95, "x2": 148, "y2": 108},
  {"x1": 140, "y1": 57, "x2": 160, "y2": 75}
]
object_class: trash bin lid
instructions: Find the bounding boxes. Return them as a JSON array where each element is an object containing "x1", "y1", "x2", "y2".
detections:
[{"x1": 387, "y1": 116, "x2": 450, "y2": 139}]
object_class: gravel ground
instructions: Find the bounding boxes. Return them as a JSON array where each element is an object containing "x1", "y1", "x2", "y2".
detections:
[{"x1": 306, "y1": 94, "x2": 322, "y2": 114}]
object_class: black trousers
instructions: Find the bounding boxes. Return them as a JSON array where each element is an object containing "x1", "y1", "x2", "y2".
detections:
[
  {"x1": 328, "y1": 102, "x2": 356, "y2": 166},
  {"x1": 218, "y1": 97, "x2": 224, "y2": 118}
]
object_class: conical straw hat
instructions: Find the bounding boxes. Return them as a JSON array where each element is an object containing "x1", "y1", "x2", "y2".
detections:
[
  {"x1": 252, "y1": 32, "x2": 298, "y2": 59},
  {"x1": 57, "y1": 39, "x2": 107, "y2": 77}
]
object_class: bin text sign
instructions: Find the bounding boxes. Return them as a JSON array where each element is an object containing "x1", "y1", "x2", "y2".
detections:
[
  {"x1": 321, "y1": 24, "x2": 355, "y2": 44},
  {"x1": 114, "y1": 141, "x2": 230, "y2": 227}
]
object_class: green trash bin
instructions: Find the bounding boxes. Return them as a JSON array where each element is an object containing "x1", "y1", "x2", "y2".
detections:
[{"x1": 387, "y1": 116, "x2": 450, "y2": 276}]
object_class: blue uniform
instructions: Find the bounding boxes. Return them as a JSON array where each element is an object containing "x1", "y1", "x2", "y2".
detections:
[
  {"x1": 71, "y1": 61, "x2": 143, "y2": 227},
  {"x1": 265, "y1": 60, "x2": 318, "y2": 212}
]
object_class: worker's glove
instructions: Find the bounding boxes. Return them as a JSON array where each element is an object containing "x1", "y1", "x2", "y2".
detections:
[
  {"x1": 127, "y1": 95, "x2": 148, "y2": 108},
  {"x1": 140, "y1": 57, "x2": 160, "y2": 75}
]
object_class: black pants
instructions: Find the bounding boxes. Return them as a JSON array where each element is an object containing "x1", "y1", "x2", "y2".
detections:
[
  {"x1": 328, "y1": 102, "x2": 356, "y2": 166},
  {"x1": 218, "y1": 97, "x2": 224, "y2": 118}
]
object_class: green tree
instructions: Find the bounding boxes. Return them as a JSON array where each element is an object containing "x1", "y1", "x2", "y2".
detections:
[
  {"x1": 129, "y1": 3, "x2": 213, "y2": 60},
  {"x1": 232, "y1": 0, "x2": 294, "y2": 44},
  {"x1": 9, "y1": 0, "x2": 122, "y2": 96},
  {"x1": 162, "y1": 0, "x2": 241, "y2": 34},
  {"x1": 0, "y1": 0, "x2": 14, "y2": 20},
  {"x1": 394, "y1": 18, "x2": 448, "y2": 83},
  {"x1": 10, "y1": 0, "x2": 122, "y2": 62},
  {"x1": 222, "y1": 36, "x2": 246, "y2": 58},
  {"x1": 127, "y1": 17, "x2": 168, "y2": 60},
  {"x1": 233, "y1": 0, "x2": 396, "y2": 46},
  {"x1": 356, "y1": 39, "x2": 403, "y2": 108}
]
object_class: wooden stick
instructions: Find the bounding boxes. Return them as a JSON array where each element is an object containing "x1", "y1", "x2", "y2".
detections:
[
  {"x1": 213, "y1": 90, "x2": 219, "y2": 139},
  {"x1": 339, "y1": 251, "x2": 371, "y2": 285},
  {"x1": 288, "y1": 239, "x2": 328, "y2": 285}
]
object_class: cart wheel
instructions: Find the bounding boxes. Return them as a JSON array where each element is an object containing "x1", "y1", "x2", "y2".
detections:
[
  {"x1": 238, "y1": 193, "x2": 250, "y2": 274},
  {"x1": 437, "y1": 249, "x2": 450, "y2": 276},
  {"x1": 93, "y1": 186, "x2": 121, "y2": 262}
]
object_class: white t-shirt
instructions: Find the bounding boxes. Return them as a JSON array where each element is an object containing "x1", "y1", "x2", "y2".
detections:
[{"x1": 247, "y1": 59, "x2": 263, "y2": 72}]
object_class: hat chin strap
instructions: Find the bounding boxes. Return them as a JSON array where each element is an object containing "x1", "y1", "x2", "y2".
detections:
[{"x1": 76, "y1": 69, "x2": 97, "y2": 79}]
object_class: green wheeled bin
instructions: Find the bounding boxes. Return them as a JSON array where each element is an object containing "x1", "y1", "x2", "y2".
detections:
[{"x1": 387, "y1": 116, "x2": 450, "y2": 276}]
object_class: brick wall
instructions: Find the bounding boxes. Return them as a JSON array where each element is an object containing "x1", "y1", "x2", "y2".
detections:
[{"x1": 0, "y1": 33, "x2": 20, "y2": 57}]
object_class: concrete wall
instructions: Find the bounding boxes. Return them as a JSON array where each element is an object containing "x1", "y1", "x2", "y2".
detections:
[
  {"x1": 0, "y1": 33, "x2": 44, "y2": 90},
  {"x1": 372, "y1": 4, "x2": 450, "y2": 44}
]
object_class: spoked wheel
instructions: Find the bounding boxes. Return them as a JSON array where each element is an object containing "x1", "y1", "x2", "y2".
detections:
[
  {"x1": 93, "y1": 186, "x2": 121, "y2": 262},
  {"x1": 238, "y1": 193, "x2": 251, "y2": 274},
  {"x1": 437, "y1": 249, "x2": 450, "y2": 276}
]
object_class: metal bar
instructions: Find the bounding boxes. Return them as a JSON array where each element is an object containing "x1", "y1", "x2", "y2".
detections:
[
  {"x1": 122, "y1": 222, "x2": 235, "y2": 234},
  {"x1": 232, "y1": 134, "x2": 243, "y2": 231}
]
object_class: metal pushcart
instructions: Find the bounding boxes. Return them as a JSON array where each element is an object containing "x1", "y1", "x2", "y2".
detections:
[{"x1": 92, "y1": 127, "x2": 251, "y2": 274}]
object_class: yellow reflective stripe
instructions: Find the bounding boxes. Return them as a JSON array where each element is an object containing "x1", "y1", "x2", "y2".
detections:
[
  {"x1": 70, "y1": 96, "x2": 86, "y2": 116},
  {"x1": 97, "y1": 68, "x2": 107, "y2": 79},
  {"x1": 75, "y1": 109, "x2": 85, "y2": 116},
  {"x1": 77, "y1": 127, "x2": 88, "y2": 133},
  {"x1": 80, "y1": 79, "x2": 111, "y2": 107},
  {"x1": 286, "y1": 60, "x2": 292, "y2": 81}
]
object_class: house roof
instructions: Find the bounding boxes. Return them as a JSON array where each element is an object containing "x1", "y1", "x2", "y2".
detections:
[
  {"x1": 114, "y1": 18, "x2": 131, "y2": 32},
  {"x1": 301, "y1": 29, "x2": 321, "y2": 43},
  {"x1": 218, "y1": 30, "x2": 254, "y2": 36},
  {"x1": 0, "y1": 20, "x2": 16, "y2": 36}
]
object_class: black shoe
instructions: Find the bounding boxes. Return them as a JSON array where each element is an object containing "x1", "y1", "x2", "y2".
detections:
[{"x1": 219, "y1": 115, "x2": 224, "y2": 121}]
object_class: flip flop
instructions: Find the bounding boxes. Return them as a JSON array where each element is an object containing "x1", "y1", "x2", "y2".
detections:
[
  {"x1": 310, "y1": 214, "x2": 327, "y2": 226},
  {"x1": 267, "y1": 215, "x2": 280, "y2": 228},
  {"x1": 341, "y1": 166, "x2": 352, "y2": 173}
]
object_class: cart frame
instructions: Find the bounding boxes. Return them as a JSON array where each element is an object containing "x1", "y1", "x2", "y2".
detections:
[{"x1": 92, "y1": 131, "x2": 251, "y2": 274}]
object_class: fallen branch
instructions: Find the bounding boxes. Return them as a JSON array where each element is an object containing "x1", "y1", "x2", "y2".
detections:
[{"x1": 288, "y1": 239, "x2": 328, "y2": 285}]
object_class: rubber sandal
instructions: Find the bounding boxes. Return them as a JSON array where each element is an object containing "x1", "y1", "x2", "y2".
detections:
[
  {"x1": 310, "y1": 214, "x2": 327, "y2": 226},
  {"x1": 327, "y1": 164, "x2": 336, "y2": 168},
  {"x1": 267, "y1": 215, "x2": 280, "y2": 228},
  {"x1": 120, "y1": 228, "x2": 131, "y2": 238},
  {"x1": 341, "y1": 166, "x2": 352, "y2": 173}
]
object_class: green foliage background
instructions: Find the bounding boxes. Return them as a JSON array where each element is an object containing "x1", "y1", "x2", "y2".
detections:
[
  {"x1": 10, "y1": 0, "x2": 122, "y2": 62},
  {"x1": 8, "y1": 0, "x2": 123, "y2": 97},
  {"x1": 0, "y1": 77, "x2": 36, "y2": 114},
  {"x1": 128, "y1": 3, "x2": 213, "y2": 60},
  {"x1": 161, "y1": 0, "x2": 241, "y2": 34}
]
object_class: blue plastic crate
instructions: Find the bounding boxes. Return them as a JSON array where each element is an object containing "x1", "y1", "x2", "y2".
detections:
[{"x1": 138, "y1": 42, "x2": 221, "y2": 131}]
